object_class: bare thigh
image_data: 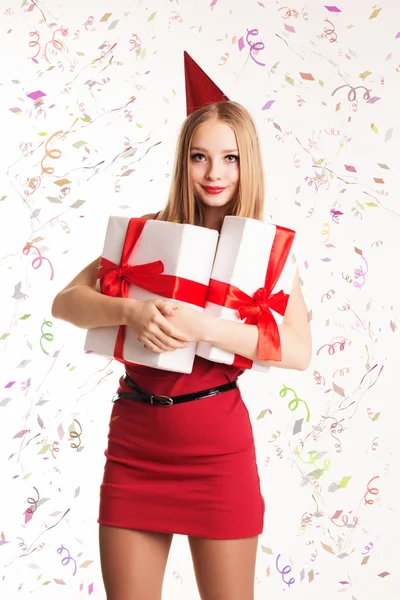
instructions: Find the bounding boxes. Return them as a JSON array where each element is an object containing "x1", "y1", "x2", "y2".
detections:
[
  {"x1": 99, "y1": 524, "x2": 173, "y2": 600},
  {"x1": 188, "y1": 535, "x2": 258, "y2": 600}
]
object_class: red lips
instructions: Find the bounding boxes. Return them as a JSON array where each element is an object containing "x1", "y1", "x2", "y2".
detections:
[{"x1": 202, "y1": 186, "x2": 226, "y2": 194}]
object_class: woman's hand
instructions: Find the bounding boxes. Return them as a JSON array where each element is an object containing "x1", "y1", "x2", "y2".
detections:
[
  {"x1": 158, "y1": 302, "x2": 208, "y2": 343},
  {"x1": 123, "y1": 299, "x2": 190, "y2": 353}
]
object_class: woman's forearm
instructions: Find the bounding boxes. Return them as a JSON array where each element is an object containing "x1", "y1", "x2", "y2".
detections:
[
  {"x1": 51, "y1": 285, "x2": 130, "y2": 330},
  {"x1": 201, "y1": 315, "x2": 311, "y2": 371}
]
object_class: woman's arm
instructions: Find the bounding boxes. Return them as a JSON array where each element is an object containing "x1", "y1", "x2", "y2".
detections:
[{"x1": 201, "y1": 269, "x2": 311, "y2": 371}]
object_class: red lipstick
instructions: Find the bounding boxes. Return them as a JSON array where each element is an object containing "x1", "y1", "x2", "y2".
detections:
[{"x1": 202, "y1": 186, "x2": 226, "y2": 194}]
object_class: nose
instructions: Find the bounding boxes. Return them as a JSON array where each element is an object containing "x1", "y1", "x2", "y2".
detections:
[{"x1": 205, "y1": 160, "x2": 221, "y2": 181}]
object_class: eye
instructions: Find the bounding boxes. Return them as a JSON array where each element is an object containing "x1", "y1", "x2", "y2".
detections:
[
  {"x1": 226, "y1": 154, "x2": 239, "y2": 162},
  {"x1": 190, "y1": 153, "x2": 205, "y2": 161}
]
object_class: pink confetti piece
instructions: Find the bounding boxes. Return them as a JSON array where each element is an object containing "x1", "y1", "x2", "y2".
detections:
[
  {"x1": 378, "y1": 572, "x2": 390, "y2": 577},
  {"x1": 238, "y1": 36, "x2": 245, "y2": 51},
  {"x1": 284, "y1": 23, "x2": 295, "y2": 33},
  {"x1": 13, "y1": 429, "x2": 30, "y2": 438},
  {"x1": 210, "y1": 0, "x2": 219, "y2": 5},
  {"x1": 325, "y1": 5, "x2": 341, "y2": 11},
  {"x1": 396, "y1": 32, "x2": 400, "y2": 38},
  {"x1": 390, "y1": 320, "x2": 396, "y2": 332},
  {"x1": 344, "y1": 164, "x2": 357, "y2": 172},
  {"x1": 88, "y1": 583, "x2": 94, "y2": 594},
  {"x1": 54, "y1": 579, "x2": 66, "y2": 585},
  {"x1": 262, "y1": 100, "x2": 275, "y2": 110},
  {"x1": 367, "y1": 96, "x2": 381, "y2": 104},
  {"x1": 5, "y1": 381, "x2": 16, "y2": 388},
  {"x1": 27, "y1": 91, "x2": 46, "y2": 101}
]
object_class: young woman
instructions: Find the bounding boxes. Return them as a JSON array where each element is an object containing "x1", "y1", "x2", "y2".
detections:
[{"x1": 52, "y1": 100, "x2": 311, "y2": 600}]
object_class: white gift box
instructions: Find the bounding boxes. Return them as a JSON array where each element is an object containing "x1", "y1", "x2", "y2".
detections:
[
  {"x1": 196, "y1": 216, "x2": 297, "y2": 372},
  {"x1": 84, "y1": 216, "x2": 218, "y2": 373}
]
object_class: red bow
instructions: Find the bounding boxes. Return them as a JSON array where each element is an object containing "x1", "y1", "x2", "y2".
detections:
[
  {"x1": 207, "y1": 225, "x2": 295, "y2": 363},
  {"x1": 98, "y1": 218, "x2": 208, "y2": 364}
]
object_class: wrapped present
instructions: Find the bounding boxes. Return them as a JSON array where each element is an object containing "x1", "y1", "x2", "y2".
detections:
[
  {"x1": 84, "y1": 216, "x2": 218, "y2": 373},
  {"x1": 196, "y1": 216, "x2": 296, "y2": 371}
]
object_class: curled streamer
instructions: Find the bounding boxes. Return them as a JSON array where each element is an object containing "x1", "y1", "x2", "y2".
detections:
[
  {"x1": 342, "y1": 273, "x2": 353, "y2": 284},
  {"x1": 353, "y1": 256, "x2": 368, "y2": 290},
  {"x1": 371, "y1": 437, "x2": 379, "y2": 452},
  {"x1": 278, "y1": 7, "x2": 299, "y2": 19},
  {"x1": 313, "y1": 370, "x2": 325, "y2": 386},
  {"x1": 302, "y1": 7, "x2": 309, "y2": 20},
  {"x1": 275, "y1": 446, "x2": 283, "y2": 459},
  {"x1": 332, "y1": 84, "x2": 371, "y2": 103},
  {"x1": 323, "y1": 19, "x2": 337, "y2": 43},
  {"x1": 351, "y1": 207, "x2": 363, "y2": 220},
  {"x1": 40, "y1": 319, "x2": 54, "y2": 355},
  {"x1": 268, "y1": 430, "x2": 281, "y2": 443},
  {"x1": 362, "y1": 542, "x2": 374, "y2": 554},
  {"x1": 279, "y1": 385, "x2": 310, "y2": 422},
  {"x1": 26, "y1": 486, "x2": 40, "y2": 515},
  {"x1": 219, "y1": 53, "x2": 229, "y2": 66},
  {"x1": 295, "y1": 447, "x2": 330, "y2": 472},
  {"x1": 70, "y1": 419, "x2": 82, "y2": 450},
  {"x1": 57, "y1": 545, "x2": 77, "y2": 576},
  {"x1": 367, "y1": 407, "x2": 375, "y2": 420},
  {"x1": 84, "y1": 15, "x2": 95, "y2": 31},
  {"x1": 173, "y1": 571, "x2": 183, "y2": 583},
  {"x1": 331, "y1": 512, "x2": 359, "y2": 528},
  {"x1": 23, "y1": 243, "x2": 54, "y2": 280},
  {"x1": 51, "y1": 441, "x2": 60, "y2": 459},
  {"x1": 24, "y1": 176, "x2": 41, "y2": 198},
  {"x1": 364, "y1": 476, "x2": 380, "y2": 505},
  {"x1": 129, "y1": 33, "x2": 141, "y2": 51},
  {"x1": 316, "y1": 338, "x2": 351, "y2": 356},
  {"x1": 321, "y1": 289, "x2": 335, "y2": 302},
  {"x1": 43, "y1": 27, "x2": 68, "y2": 63},
  {"x1": 330, "y1": 208, "x2": 343, "y2": 224},
  {"x1": 246, "y1": 29, "x2": 266, "y2": 67},
  {"x1": 40, "y1": 130, "x2": 63, "y2": 176},
  {"x1": 324, "y1": 128, "x2": 340, "y2": 136},
  {"x1": 276, "y1": 554, "x2": 295, "y2": 587},
  {"x1": 29, "y1": 30, "x2": 41, "y2": 61},
  {"x1": 169, "y1": 11, "x2": 183, "y2": 23},
  {"x1": 333, "y1": 368, "x2": 350, "y2": 378},
  {"x1": 321, "y1": 222, "x2": 330, "y2": 242},
  {"x1": 293, "y1": 154, "x2": 301, "y2": 168},
  {"x1": 296, "y1": 95, "x2": 305, "y2": 107}
]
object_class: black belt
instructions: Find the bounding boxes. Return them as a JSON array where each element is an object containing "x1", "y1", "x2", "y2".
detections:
[{"x1": 112, "y1": 373, "x2": 239, "y2": 407}]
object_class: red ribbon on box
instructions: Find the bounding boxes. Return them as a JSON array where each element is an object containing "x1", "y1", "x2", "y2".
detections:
[
  {"x1": 207, "y1": 225, "x2": 295, "y2": 366},
  {"x1": 98, "y1": 218, "x2": 208, "y2": 364}
]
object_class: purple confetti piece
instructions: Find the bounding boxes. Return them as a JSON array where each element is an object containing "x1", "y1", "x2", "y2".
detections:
[
  {"x1": 325, "y1": 5, "x2": 341, "y2": 11},
  {"x1": 284, "y1": 23, "x2": 295, "y2": 33},
  {"x1": 396, "y1": 32, "x2": 400, "y2": 38},
  {"x1": 5, "y1": 381, "x2": 15, "y2": 388},
  {"x1": 367, "y1": 96, "x2": 381, "y2": 104},
  {"x1": 238, "y1": 36, "x2": 245, "y2": 51},
  {"x1": 262, "y1": 99, "x2": 275, "y2": 110},
  {"x1": 27, "y1": 91, "x2": 46, "y2": 101},
  {"x1": 390, "y1": 320, "x2": 396, "y2": 332},
  {"x1": 88, "y1": 583, "x2": 94, "y2": 594}
]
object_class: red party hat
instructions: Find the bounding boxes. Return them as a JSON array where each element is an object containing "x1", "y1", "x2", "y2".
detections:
[{"x1": 184, "y1": 51, "x2": 230, "y2": 116}]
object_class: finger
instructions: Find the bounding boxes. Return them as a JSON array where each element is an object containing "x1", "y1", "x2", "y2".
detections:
[
  {"x1": 142, "y1": 338, "x2": 164, "y2": 353},
  {"x1": 153, "y1": 331, "x2": 189, "y2": 350},
  {"x1": 156, "y1": 316, "x2": 190, "y2": 342}
]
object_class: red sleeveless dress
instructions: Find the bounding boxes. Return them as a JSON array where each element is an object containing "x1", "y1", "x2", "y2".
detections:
[{"x1": 98, "y1": 356, "x2": 265, "y2": 539}]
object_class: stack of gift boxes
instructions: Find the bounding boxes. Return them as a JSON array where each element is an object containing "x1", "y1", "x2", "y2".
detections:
[{"x1": 84, "y1": 215, "x2": 297, "y2": 374}]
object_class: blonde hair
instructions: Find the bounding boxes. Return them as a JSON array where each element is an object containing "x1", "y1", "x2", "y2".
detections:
[{"x1": 161, "y1": 101, "x2": 265, "y2": 226}]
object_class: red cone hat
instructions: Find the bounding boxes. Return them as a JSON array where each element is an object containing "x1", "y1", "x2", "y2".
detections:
[{"x1": 184, "y1": 51, "x2": 230, "y2": 116}]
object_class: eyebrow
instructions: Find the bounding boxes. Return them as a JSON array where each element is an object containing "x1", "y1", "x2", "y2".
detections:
[{"x1": 190, "y1": 147, "x2": 239, "y2": 153}]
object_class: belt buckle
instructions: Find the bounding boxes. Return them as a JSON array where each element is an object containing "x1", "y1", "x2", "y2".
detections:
[{"x1": 150, "y1": 394, "x2": 174, "y2": 407}]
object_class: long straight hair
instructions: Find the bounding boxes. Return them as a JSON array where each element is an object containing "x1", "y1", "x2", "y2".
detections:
[{"x1": 161, "y1": 101, "x2": 265, "y2": 226}]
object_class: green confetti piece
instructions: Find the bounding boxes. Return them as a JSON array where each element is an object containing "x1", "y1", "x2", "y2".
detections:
[
  {"x1": 148, "y1": 11, "x2": 157, "y2": 21},
  {"x1": 72, "y1": 140, "x2": 87, "y2": 148},
  {"x1": 0, "y1": 333, "x2": 10, "y2": 340},
  {"x1": 100, "y1": 12, "x2": 112, "y2": 22},
  {"x1": 371, "y1": 124, "x2": 379, "y2": 134},
  {"x1": 372, "y1": 412, "x2": 381, "y2": 421},
  {"x1": 80, "y1": 117, "x2": 92, "y2": 123},
  {"x1": 365, "y1": 202, "x2": 378, "y2": 207},
  {"x1": 38, "y1": 132, "x2": 47, "y2": 137},
  {"x1": 356, "y1": 200, "x2": 365, "y2": 211},
  {"x1": 37, "y1": 444, "x2": 51, "y2": 455},
  {"x1": 136, "y1": 123, "x2": 143, "y2": 128},
  {"x1": 141, "y1": 47, "x2": 146, "y2": 60},
  {"x1": 261, "y1": 546, "x2": 273, "y2": 554},
  {"x1": 70, "y1": 199, "x2": 85, "y2": 209},
  {"x1": 308, "y1": 468, "x2": 325, "y2": 479},
  {"x1": 359, "y1": 71, "x2": 372, "y2": 79},
  {"x1": 369, "y1": 7, "x2": 382, "y2": 19},
  {"x1": 19, "y1": 314, "x2": 31, "y2": 320},
  {"x1": 47, "y1": 196, "x2": 63, "y2": 203},
  {"x1": 256, "y1": 409, "x2": 270, "y2": 420},
  {"x1": 319, "y1": 80, "x2": 325, "y2": 86},
  {"x1": 285, "y1": 74, "x2": 294, "y2": 85},
  {"x1": 338, "y1": 476, "x2": 352, "y2": 488}
]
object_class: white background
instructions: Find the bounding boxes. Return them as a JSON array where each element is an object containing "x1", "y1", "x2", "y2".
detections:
[{"x1": 1, "y1": 0, "x2": 400, "y2": 598}]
